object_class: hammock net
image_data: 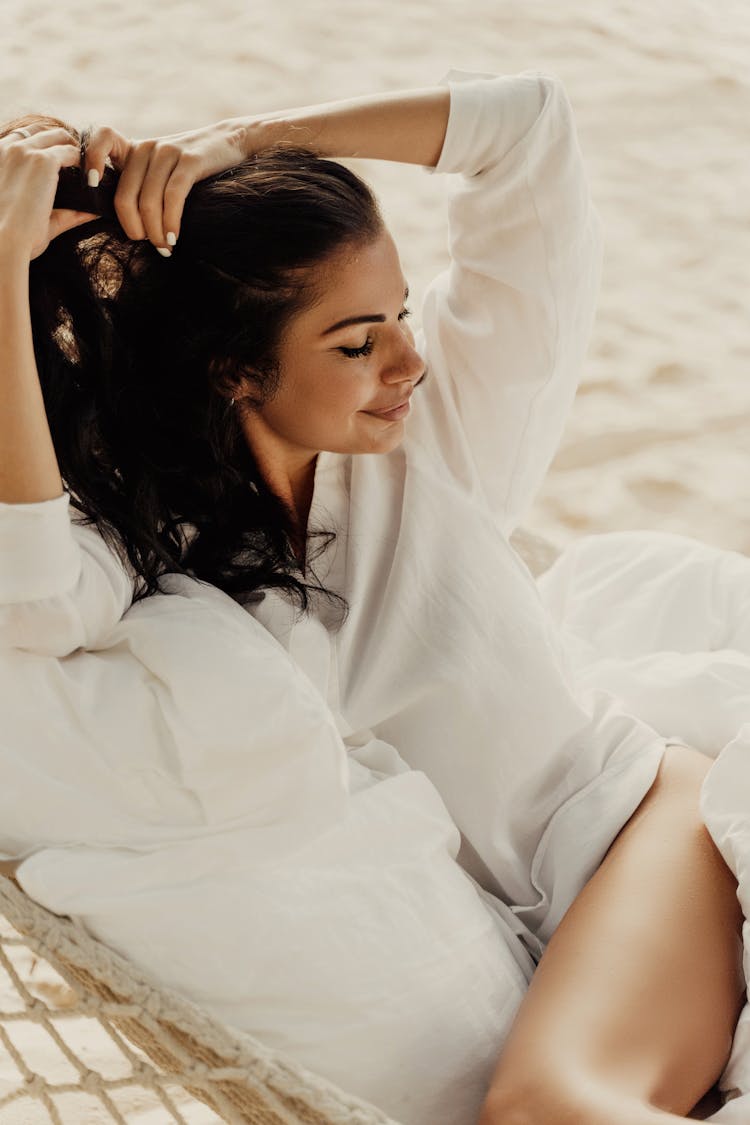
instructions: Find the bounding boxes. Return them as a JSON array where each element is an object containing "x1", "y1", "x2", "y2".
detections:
[{"x1": 0, "y1": 875, "x2": 400, "y2": 1124}]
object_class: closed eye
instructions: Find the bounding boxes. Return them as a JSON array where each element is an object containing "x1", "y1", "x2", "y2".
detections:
[
  {"x1": 338, "y1": 307, "x2": 412, "y2": 359},
  {"x1": 339, "y1": 337, "x2": 374, "y2": 359}
]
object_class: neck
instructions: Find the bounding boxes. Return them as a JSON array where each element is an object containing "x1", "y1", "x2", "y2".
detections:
[
  {"x1": 256, "y1": 459, "x2": 318, "y2": 572},
  {"x1": 264, "y1": 458, "x2": 316, "y2": 528},
  {"x1": 237, "y1": 413, "x2": 319, "y2": 567}
]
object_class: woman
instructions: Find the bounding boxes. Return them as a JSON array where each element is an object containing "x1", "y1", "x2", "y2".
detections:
[{"x1": 0, "y1": 69, "x2": 746, "y2": 1124}]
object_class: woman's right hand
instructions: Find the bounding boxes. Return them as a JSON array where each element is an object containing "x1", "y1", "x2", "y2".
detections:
[{"x1": 0, "y1": 123, "x2": 98, "y2": 262}]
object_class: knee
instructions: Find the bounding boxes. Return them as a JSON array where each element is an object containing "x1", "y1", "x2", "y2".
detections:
[
  {"x1": 478, "y1": 1071, "x2": 616, "y2": 1125},
  {"x1": 478, "y1": 1081, "x2": 549, "y2": 1125}
]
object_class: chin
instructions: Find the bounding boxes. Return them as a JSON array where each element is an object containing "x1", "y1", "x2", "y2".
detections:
[
  {"x1": 369, "y1": 426, "x2": 406, "y2": 454},
  {"x1": 346, "y1": 410, "x2": 409, "y2": 455}
]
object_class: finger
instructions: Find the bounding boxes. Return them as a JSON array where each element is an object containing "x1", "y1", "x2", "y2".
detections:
[
  {"x1": 112, "y1": 142, "x2": 153, "y2": 240},
  {"x1": 0, "y1": 121, "x2": 46, "y2": 143},
  {"x1": 48, "y1": 208, "x2": 100, "y2": 241},
  {"x1": 137, "y1": 143, "x2": 182, "y2": 248},
  {"x1": 83, "y1": 123, "x2": 133, "y2": 187},
  {"x1": 162, "y1": 156, "x2": 202, "y2": 245},
  {"x1": 46, "y1": 141, "x2": 87, "y2": 169},
  {"x1": 4, "y1": 126, "x2": 77, "y2": 152}
]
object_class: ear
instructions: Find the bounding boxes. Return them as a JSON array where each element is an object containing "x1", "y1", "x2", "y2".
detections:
[
  {"x1": 208, "y1": 355, "x2": 239, "y2": 397},
  {"x1": 208, "y1": 358, "x2": 261, "y2": 407}
]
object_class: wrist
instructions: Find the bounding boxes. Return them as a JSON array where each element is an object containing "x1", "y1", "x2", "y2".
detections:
[{"x1": 238, "y1": 112, "x2": 326, "y2": 159}]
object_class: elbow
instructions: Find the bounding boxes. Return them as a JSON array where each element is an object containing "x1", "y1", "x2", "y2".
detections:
[
  {"x1": 0, "y1": 567, "x2": 132, "y2": 656},
  {"x1": 0, "y1": 598, "x2": 87, "y2": 657}
]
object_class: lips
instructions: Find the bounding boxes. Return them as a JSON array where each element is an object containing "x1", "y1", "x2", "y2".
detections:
[{"x1": 369, "y1": 395, "x2": 411, "y2": 415}]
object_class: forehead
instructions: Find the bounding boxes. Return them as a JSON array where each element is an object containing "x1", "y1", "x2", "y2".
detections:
[{"x1": 304, "y1": 231, "x2": 407, "y2": 327}]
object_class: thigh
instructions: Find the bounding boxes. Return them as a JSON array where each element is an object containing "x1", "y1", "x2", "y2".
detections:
[{"x1": 482, "y1": 744, "x2": 745, "y2": 1121}]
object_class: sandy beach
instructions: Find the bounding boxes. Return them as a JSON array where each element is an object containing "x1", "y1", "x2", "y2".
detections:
[
  {"x1": 0, "y1": 0, "x2": 749, "y2": 1119},
  {"x1": 1, "y1": 0, "x2": 746, "y2": 555}
]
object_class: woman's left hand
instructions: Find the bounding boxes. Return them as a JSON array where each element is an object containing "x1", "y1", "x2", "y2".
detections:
[
  {"x1": 85, "y1": 85, "x2": 450, "y2": 254},
  {"x1": 83, "y1": 118, "x2": 252, "y2": 252}
]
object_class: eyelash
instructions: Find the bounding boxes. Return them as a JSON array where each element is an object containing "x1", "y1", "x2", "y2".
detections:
[{"x1": 338, "y1": 307, "x2": 412, "y2": 358}]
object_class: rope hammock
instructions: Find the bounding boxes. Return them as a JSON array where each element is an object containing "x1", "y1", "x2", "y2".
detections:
[
  {"x1": 0, "y1": 529, "x2": 561, "y2": 1124},
  {"x1": 0, "y1": 874, "x2": 403, "y2": 1124}
]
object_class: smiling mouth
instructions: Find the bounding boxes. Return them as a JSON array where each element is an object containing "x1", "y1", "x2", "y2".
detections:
[
  {"x1": 369, "y1": 397, "x2": 409, "y2": 414},
  {"x1": 364, "y1": 367, "x2": 427, "y2": 419},
  {"x1": 365, "y1": 398, "x2": 412, "y2": 420}
]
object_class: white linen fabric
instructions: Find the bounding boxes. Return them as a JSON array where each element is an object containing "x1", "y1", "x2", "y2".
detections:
[
  {"x1": 7, "y1": 65, "x2": 746, "y2": 1123},
  {"x1": 5, "y1": 575, "x2": 534, "y2": 1125}
]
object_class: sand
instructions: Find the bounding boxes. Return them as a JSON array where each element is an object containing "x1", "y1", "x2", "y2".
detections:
[
  {"x1": 3, "y1": 0, "x2": 748, "y2": 555},
  {"x1": 0, "y1": 0, "x2": 748, "y2": 1119}
]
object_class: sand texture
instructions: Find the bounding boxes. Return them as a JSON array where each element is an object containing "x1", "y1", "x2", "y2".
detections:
[{"x1": 2, "y1": 0, "x2": 748, "y2": 554}]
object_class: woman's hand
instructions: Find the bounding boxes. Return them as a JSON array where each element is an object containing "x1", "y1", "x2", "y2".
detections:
[
  {"x1": 84, "y1": 86, "x2": 450, "y2": 256},
  {"x1": 84, "y1": 118, "x2": 252, "y2": 253},
  {"x1": 0, "y1": 124, "x2": 98, "y2": 262}
]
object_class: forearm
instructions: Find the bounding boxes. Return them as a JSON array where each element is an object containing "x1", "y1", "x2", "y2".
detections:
[
  {"x1": 0, "y1": 254, "x2": 63, "y2": 503},
  {"x1": 245, "y1": 85, "x2": 451, "y2": 169}
]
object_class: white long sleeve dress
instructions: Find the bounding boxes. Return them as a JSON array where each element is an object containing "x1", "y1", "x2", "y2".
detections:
[{"x1": 7, "y1": 68, "x2": 746, "y2": 1124}]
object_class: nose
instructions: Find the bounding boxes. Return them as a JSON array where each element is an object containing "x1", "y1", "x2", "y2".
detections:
[{"x1": 382, "y1": 326, "x2": 426, "y2": 386}]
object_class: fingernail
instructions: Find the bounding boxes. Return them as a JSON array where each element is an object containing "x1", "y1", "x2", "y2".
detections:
[
  {"x1": 166, "y1": 231, "x2": 177, "y2": 247},
  {"x1": 87, "y1": 169, "x2": 100, "y2": 188},
  {"x1": 156, "y1": 246, "x2": 172, "y2": 258}
]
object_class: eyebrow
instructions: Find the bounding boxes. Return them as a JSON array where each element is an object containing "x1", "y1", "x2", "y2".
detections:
[{"x1": 321, "y1": 286, "x2": 410, "y2": 337}]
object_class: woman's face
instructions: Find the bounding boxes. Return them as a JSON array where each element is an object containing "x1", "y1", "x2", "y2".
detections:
[{"x1": 238, "y1": 229, "x2": 427, "y2": 476}]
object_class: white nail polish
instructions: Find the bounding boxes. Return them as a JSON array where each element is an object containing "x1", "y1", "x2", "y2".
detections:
[
  {"x1": 87, "y1": 169, "x2": 100, "y2": 188},
  {"x1": 156, "y1": 246, "x2": 172, "y2": 258},
  {"x1": 166, "y1": 231, "x2": 177, "y2": 247}
]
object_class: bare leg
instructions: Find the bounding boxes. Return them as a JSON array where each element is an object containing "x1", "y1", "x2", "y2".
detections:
[{"x1": 479, "y1": 745, "x2": 745, "y2": 1125}]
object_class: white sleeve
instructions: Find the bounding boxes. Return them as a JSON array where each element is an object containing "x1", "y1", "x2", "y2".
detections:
[
  {"x1": 0, "y1": 492, "x2": 135, "y2": 656},
  {"x1": 408, "y1": 68, "x2": 604, "y2": 538}
]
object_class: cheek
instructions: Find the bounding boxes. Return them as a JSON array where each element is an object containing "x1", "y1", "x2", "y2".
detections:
[
  {"x1": 318, "y1": 368, "x2": 370, "y2": 417},
  {"x1": 272, "y1": 367, "x2": 367, "y2": 435}
]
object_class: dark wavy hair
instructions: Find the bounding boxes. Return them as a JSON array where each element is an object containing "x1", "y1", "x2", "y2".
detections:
[{"x1": 6, "y1": 113, "x2": 386, "y2": 619}]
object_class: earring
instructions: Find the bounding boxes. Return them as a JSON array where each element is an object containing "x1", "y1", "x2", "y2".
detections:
[{"x1": 230, "y1": 397, "x2": 236, "y2": 406}]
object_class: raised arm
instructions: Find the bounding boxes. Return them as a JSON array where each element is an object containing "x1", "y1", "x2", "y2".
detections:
[
  {"x1": 239, "y1": 85, "x2": 452, "y2": 167},
  {"x1": 0, "y1": 125, "x2": 89, "y2": 504},
  {"x1": 404, "y1": 69, "x2": 604, "y2": 537},
  {"x1": 84, "y1": 85, "x2": 452, "y2": 251},
  {"x1": 0, "y1": 124, "x2": 134, "y2": 655}
]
